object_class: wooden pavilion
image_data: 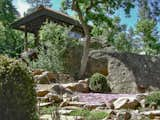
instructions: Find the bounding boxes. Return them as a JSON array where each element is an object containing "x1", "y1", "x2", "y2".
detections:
[{"x1": 11, "y1": 6, "x2": 85, "y2": 50}]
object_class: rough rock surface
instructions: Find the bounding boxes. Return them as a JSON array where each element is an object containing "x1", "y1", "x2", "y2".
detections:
[
  {"x1": 88, "y1": 50, "x2": 160, "y2": 93},
  {"x1": 34, "y1": 71, "x2": 57, "y2": 84},
  {"x1": 113, "y1": 97, "x2": 140, "y2": 109},
  {"x1": 62, "y1": 82, "x2": 89, "y2": 93},
  {"x1": 51, "y1": 84, "x2": 73, "y2": 95}
]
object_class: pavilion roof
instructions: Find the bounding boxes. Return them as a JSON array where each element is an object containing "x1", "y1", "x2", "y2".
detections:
[{"x1": 11, "y1": 6, "x2": 85, "y2": 34}]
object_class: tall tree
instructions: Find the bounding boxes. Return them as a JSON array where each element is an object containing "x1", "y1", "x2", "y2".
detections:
[
  {"x1": 0, "y1": 0, "x2": 24, "y2": 57},
  {"x1": 135, "y1": 19, "x2": 160, "y2": 55},
  {"x1": 0, "y1": 0, "x2": 18, "y2": 25},
  {"x1": 137, "y1": 0, "x2": 160, "y2": 22},
  {"x1": 92, "y1": 16, "x2": 133, "y2": 52},
  {"x1": 135, "y1": 0, "x2": 160, "y2": 55},
  {"x1": 62, "y1": 0, "x2": 134, "y2": 77}
]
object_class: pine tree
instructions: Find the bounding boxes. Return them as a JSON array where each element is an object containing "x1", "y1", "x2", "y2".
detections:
[
  {"x1": 135, "y1": 0, "x2": 160, "y2": 55},
  {"x1": 137, "y1": 0, "x2": 160, "y2": 22},
  {"x1": 0, "y1": 0, "x2": 19, "y2": 25}
]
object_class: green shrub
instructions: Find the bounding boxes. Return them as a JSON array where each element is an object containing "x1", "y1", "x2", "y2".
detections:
[
  {"x1": 145, "y1": 91, "x2": 160, "y2": 106},
  {"x1": 0, "y1": 56, "x2": 38, "y2": 120},
  {"x1": 89, "y1": 73, "x2": 110, "y2": 93},
  {"x1": 30, "y1": 22, "x2": 81, "y2": 77}
]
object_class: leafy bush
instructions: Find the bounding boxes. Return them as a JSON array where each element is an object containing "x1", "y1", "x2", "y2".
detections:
[
  {"x1": 89, "y1": 73, "x2": 111, "y2": 93},
  {"x1": 145, "y1": 91, "x2": 160, "y2": 106},
  {"x1": 30, "y1": 22, "x2": 81, "y2": 74},
  {"x1": 0, "y1": 22, "x2": 25, "y2": 57},
  {"x1": 0, "y1": 56, "x2": 38, "y2": 120}
]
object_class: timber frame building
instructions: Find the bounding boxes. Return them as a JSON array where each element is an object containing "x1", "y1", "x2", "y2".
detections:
[{"x1": 11, "y1": 6, "x2": 86, "y2": 50}]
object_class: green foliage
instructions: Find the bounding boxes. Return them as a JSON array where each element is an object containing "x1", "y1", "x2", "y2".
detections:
[
  {"x1": 114, "y1": 32, "x2": 133, "y2": 52},
  {"x1": 0, "y1": 55, "x2": 37, "y2": 120},
  {"x1": 0, "y1": 0, "x2": 18, "y2": 25},
  {"x1": 92, "y1": 17, "x2": 133, "y2": 52},
  {"x1": 135, "y1": 19, "x2": 160, "y2": 55},
  {"x1": 86, "y1": 111, "x2": 108, "y2": 120},
  {"x1": 70, "y1": 109, "x2": 90, "y2": 117},
  {"x1": 30, "y1": 22, "x2": 80, "y2": 73},
  {"x1": 145, "y1": 91, "x2": 160, "y2": 106},
  {"x1": 136, "y1": 19, "x2": 156, "y2": 37},
  {"x1": 0, "y1": 22, "x2": 24, "y2": 57},
  {"x1": 69, "y1": 109, "x2": 108, "y2": 120},
  {"x1": 0, "y1": 0, "x2": 24, "y2": 57},
  {"x1": 62, "y1": 0, "x2": 134, "y2": 26},
  {"x1": 89, "y1": 73, "x2": 110, "y2": 93}
]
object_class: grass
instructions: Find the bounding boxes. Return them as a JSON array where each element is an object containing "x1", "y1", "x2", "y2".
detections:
[
  {"x1": 40, "y1": 106, "x2": 56, "y2": 114},
  {"x1": 69, "y1": 109, "x2": 108, "y2": 120},
  {"x1": 39, "y1": 105, "x2": 108, "y2": 119}
]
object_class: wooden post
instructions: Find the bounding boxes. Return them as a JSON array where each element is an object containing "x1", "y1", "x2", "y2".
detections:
[
  {"x1": 24, "y1": 26, "x2": 28, "y2": 51},
  {"x1": 34, "y1": 32, "x2": 39, "y2": 47}
]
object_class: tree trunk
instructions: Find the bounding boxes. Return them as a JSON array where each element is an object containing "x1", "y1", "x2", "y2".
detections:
[
  {"x1": 79, "y1": 35, "x2": 90, "y2": 77},
  {"x1": 72, "y1": 0, "x2": 91, "y2": 78}
]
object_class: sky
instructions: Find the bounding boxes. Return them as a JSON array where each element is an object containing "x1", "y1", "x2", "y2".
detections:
[{"x1": 12, "y1": 0, "x2": 138, "y2": 28}]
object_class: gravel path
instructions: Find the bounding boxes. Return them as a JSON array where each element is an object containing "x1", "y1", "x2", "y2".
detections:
[{"x1": 77, "y1": 93, "x2": 137, "y2": 105}]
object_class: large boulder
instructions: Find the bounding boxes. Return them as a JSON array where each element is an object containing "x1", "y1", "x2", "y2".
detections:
[
  {"x1": 51, "y1": 84, "x2": 73, "y2": 95},
  {"x1": 88, "y1": 49, "x2": 160, "y2": 93},
  {"x1": 113, "y1": 97, "x2": 140, "y2": 109},
  {"x1": 62, "y1": 82, "x2": 89, "y2": 93},
  {"x1": 34, "y1": 71, "x2": 57, "y2": 84}
]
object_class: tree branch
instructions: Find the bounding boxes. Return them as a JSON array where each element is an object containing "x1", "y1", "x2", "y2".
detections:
[
  {"x1": 86, "y1": 0, "x2": 94, "y2": 13},
  {"x1": 71, "y1": 0, "x2": 90, "y2": 37}
]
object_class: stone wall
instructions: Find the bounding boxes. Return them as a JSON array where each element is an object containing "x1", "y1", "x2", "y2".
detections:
[{"x1": 88, "y1": 50, "x2": 160, "y2": 93}]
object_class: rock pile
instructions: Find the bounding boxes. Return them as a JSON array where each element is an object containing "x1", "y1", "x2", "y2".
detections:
[{"x1": 33, "y1": 70, "x2": 159, "y2": 120}]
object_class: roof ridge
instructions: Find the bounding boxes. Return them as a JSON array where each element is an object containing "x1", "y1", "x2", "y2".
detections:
[{"x1": 38, "y1": 6, "x2": 79, "y2": 23}]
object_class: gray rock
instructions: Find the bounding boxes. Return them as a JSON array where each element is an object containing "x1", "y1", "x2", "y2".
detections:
[
  {"x1": 34, "y1": 71, "x2": 57, "y2": 84},
  {"x1": 51, "y1": 84, "x2": 73, "y2": 95},
  {"x1": 88, "y1": 50, "x2": 160, "y2": 93},
  {"x1": 113, "y1": 97, "x2": 140, "y2": 109}
]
